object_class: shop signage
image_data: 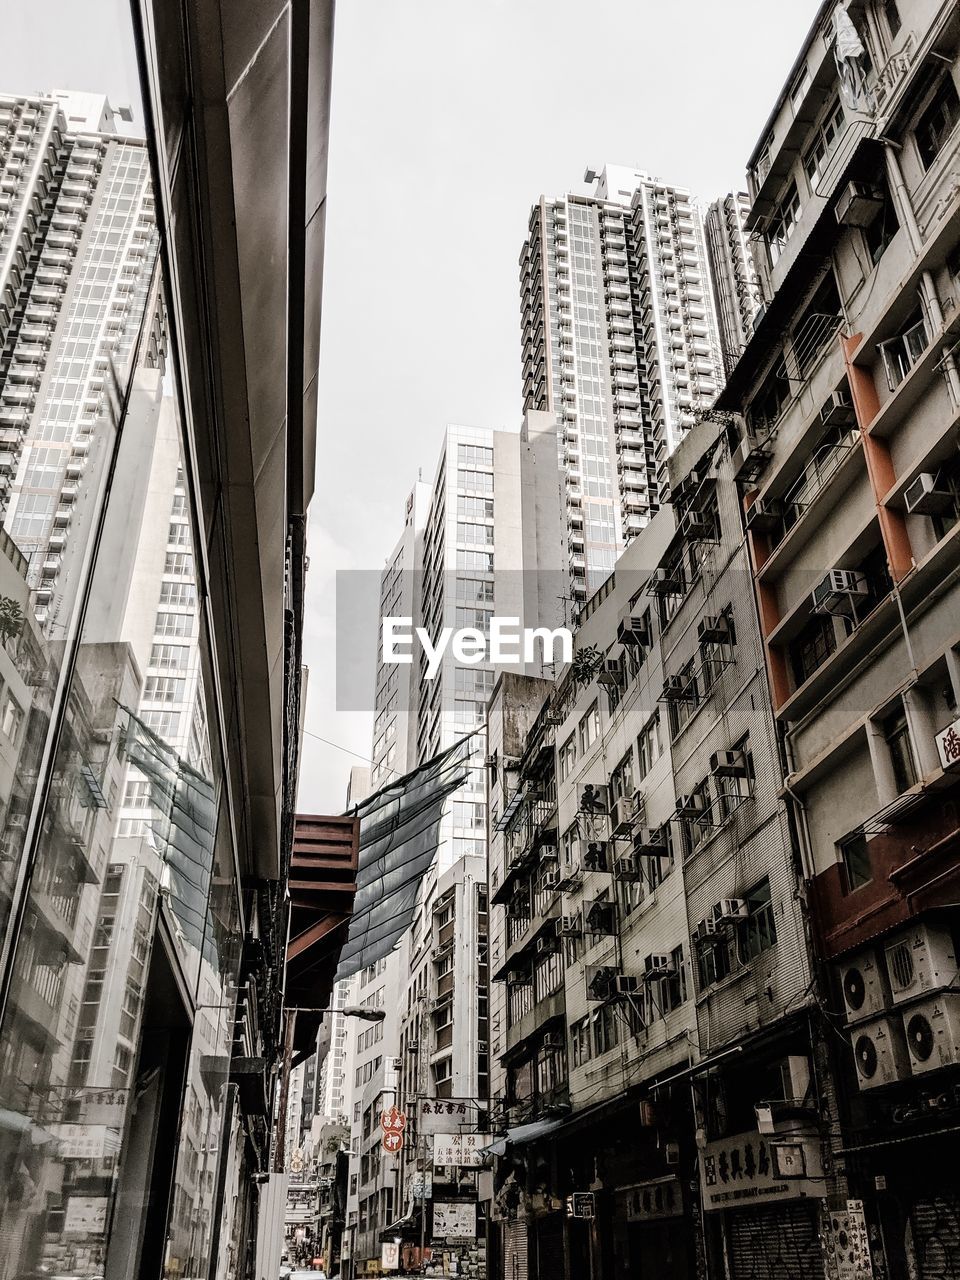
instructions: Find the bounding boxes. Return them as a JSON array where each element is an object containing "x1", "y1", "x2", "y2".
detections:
[
  {"x1": 433, "y1": 1131, "x2": 490, "y2": 1167},
  {"x1": 700, "y1": 1130, "x2": 823, "y2": 1211},
  {"x1": 432, "y1": 1200, "x2": 477, "y2": 1239},
  {"x1": 381, "y1": 1242, "x2": 400, "y2": 1269},
  {"x1": 623, "y1": 1176, "x2": 683, "y2": 1222},
  {"x1": 64, "y1": 1195, "x2": 109, "y2": 1236},
  {"x1": 936, "y1": 717, "x2": 960, "y2": 770},
  {"x1": 380, "y1": 1105, "x2": 407, "y2": 1133},
  {"x1": 566, "y1": 1192, "x2": 595, "y2": 1219},
  {"x1": 382, "y1": 1129, "x2": 404, "y2": 1154},
  {"x1": 52, "y1": 1122, "x2": 122, "y2": 1160},
  {"x1": 418, "y1": 1096, "x2": 482, "y2": 1133},
  {"x1": 824, "y1": 1199, "x2": 873, "y2": 1280},
  {"x1": 412, "y1": 1170, "x2": 433, "y2": 1199}
]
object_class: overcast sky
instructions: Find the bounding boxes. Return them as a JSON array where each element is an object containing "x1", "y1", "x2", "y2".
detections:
[{"x1": 1, "y1": 0, "x2": 821, "y2": 813}]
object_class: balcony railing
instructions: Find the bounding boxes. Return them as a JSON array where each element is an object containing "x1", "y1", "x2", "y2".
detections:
[{"x1": 772, "y1": 428, "x2": 859, "y2": 547}]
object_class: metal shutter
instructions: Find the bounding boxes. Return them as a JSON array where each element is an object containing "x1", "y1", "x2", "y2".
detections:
[
  {"x1": 503, "y1": 1218, "x2": 529, "y2": 1280},
  {"x1": 909, "y1": 1194, "x2": 960, "y2": 1280},
  {"x1": 534, "y1": 1214, "x2": 565, "y2": 1279},
  {"x1": 728, "y1": 1202, "x2": 824, "y2": 1280}
]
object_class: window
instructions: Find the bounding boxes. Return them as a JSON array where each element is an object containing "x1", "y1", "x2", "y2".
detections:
[
  {"x1": 457, "y1": 468, "x2": 494, "y2": 493},
  {"x1": 839, "y1": 831, "x2": 872, "y2": 892},
  {"x1": 789, "y1": 66, "x2": 811, "y2": 113},
  {"x1": 878, "y1": 307, "x2": 927, "y2": 389},
  {"x1": 790, "y1": 613, "x2": 837, "y2": 687},
  {"x1": 570, "y1": 1016, "x2": 592, "y2": 1068},
  {"x1": 882, "y1": 0, "x2": 901, "y2": 37},
  {"x1": 593, "y1": 1002, "x2": 619, "y2": 1055},
  {"x1": 1, "y1": 692, "x2": 23, "y2": 743},
  {"x1": 558, "y1": 734, "x2": 577, "y2": 781},
  {"x1": 668, "y1": 659, "x2": 699, "y2": 737},
  {"x1": 609, "y1": 750, "x2": 634, "y2": 804},
  {"x1": 456, "y1": 522, "x2": 493, "y2": 545},
  {"x1": 802, "y1": 98, "x2": 845, "y2": 191},
  {"x1": 883, "y1": 708, "x2": 918, "y2": 794},
  {"x1": 740, "y1": 880, "x2": 777, "y2": 959},
  {"x1": 636, "y1": 711, "x2": 662, "y2": 779},
  {"x1": 766, "y1": 182, "x2": 802, "y2": 264},
  {"x1": 915, "y1": 75, "x2": 960, "y2": 170},
  {"x1": 697, "y1": 935, "x2": 732, "y2": 990},
  {"x1": 457, "y1": 443, "x2": 493, "y2": 467},
  {"x1": 862, "y1": 178, "x2": 899, "y2": 265},
  {"x1": 456, "y1": 549, "x2": 494, "y2": 573},
  {"x1": 578, "y1": 702, "x2": 600, "y2": 754}
]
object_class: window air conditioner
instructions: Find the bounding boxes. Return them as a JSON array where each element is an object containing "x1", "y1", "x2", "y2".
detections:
[
  {"x1": 710, "y1": 750, "x2": 749, "y2": 778},
  {"x1": 617, "y1": 615, "x2": 650, "y2": 647},
  {"x1": 643, "y1": 953, "x2": 676, "y2": 980},
  {"x1": 633, "y1": 826, "x2": 669, "y2": 858},
  {"x1": 744, "y1": 496, "x2": 783, "y2": 534},
  {"x1": 610, "y1": 794, "x2": 639, "y2": 837},
  {"x1": 835, "y1": 180, "x2": 884, "y2": 228},
  {"x1": 904, "y1": 472, "x2": 954, "y2": 516},
  {"x1": 614, "y1": 975, "x2": 640, "y2": 996},
  {"x1": 811, "y1": 569, "x2": 868, "y2": 614},
  {"x1": 698, "y1": 615, "x2": 731, "y2": 645},
  {"x1": 819, "y1": 388, "x2": 855, "y2": 427},
  {"x1": 712, "y1": 898, "x2": 748, "y2": 926},
  {"x1": 613, "y1": 856, "x2": 641, "y2": 882},
  {"x1": 559, "y1": 913, "x2": 582, "y2": 937}
]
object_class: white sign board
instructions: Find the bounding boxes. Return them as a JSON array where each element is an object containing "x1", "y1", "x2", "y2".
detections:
[
  {"x1": 700, "y1": 1130, "x2": 823, "y2": 1211},
  {"x1": 64, "y1": 1195, "x2": 109, "y2": 1236},
  {"x1": 381, "y1": 1241, "x2": 400, "y2": 1269},
  {"x1": 418, "y1": 1096, "x2": 483, "y2": 1134},
  {"x1": 412, "y1": 1170, "x2": 433, "y2": 1199},
  {"x1": 433, "y1": 1132, "x2": 490, "y2": 1168},
  {"x1": 52, "y1": 1123, "x2": 122, "y2": 1160},
  {"x1": 826, "y1": 1199, "x2": 873, "y2": 1280},
  {"x1": 432, "y1": 1200, "x2": 477, "y2": 1239},
  {"x1": 936, "y1": 717, "x2": 960, "y2": 771}
]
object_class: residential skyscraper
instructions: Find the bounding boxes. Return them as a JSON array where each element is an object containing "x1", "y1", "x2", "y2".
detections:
[
  {"x1": 704, "y1": 191, "x2": 763, "y2": 375},
  {"x1": 519, "y1": 164, "x2": 723, "y2": 601},
  {"x1": 0, "y1": 91, "x2": 157, "y2": 627}
]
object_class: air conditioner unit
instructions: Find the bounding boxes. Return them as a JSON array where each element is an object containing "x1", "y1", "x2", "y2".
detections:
[
  {"x1": 536, "y1": 924, "x2": 559, "y2": 955},
  {"x1": 744, "y1": 496, "x2": 783, "y2": 534},
  {"x1": 811, "y1": 569, "x2": 869, "y2": 614},
  {"x1": 584, "y1": 900, "x2": 617, "y2": 935},
  {"x1": 614, "y1": 856, "x2": 641, "y2": 882},
  {"x1": 598, "y1": 658, "x2": 623, "y2": 688},
  {"x1": 712, "y1": 898, "x2": 748, "y2": 926},
  {"x1": 542, "y1": 1030, "x2": 565, "y2": 1050},
  {"x1": 610, "y1": 795, "x2": 639, "y2": 837},
  {"x1": 692, "y1": 918, "x2": 719, "y2": 946},
  {"x1": 539, "y1": 842, "x2": 559, "y2": 863},
  {"x1": 835, "y1": 180, "x2": 884, "y2": 228},
  {"x1": 839, "y1": 949, "x2": 889, "y2": 1023},
  {"x1": 617, "y1": 615, "x2": 650, "y2": 647},
  {"x1": 851, "y1": 1015, "x2": 910, "y2": 1090},
  {"x1": 904, "y1": 472, "x2": 954, "y2": 516},
  {"x1": 682, "y1": 510, "x2": 716, "y2": 541},
  {"x1": 661, "y1": 675, "x2": 695, "y2": 702},
  {"x1": 710, "y1": 750, "x2": 749, "y2": 779},
  {"x1": 539, "y1": 866, "x2": 561, "y2": 891},
  {"x1": 634, "y1": 826, "x2": 669, "y2": 858},
  {"x1": 819, "y1": 388, "x2": 855, "y2": 427},
  {"x1": 676, "y1": 792, "x2": 707, "y2": 819},
  {"x1": 614, "y1": 974, "x2": 641, "y2": 996},
  {"x1": 586, "y1": 966, "x2": 617, "y2": 1001},
  {"x1": 506, "y1": 972, "x2": 529, "y2": 989},
  {"x1": 884, "y1": 924, "x2": 958, "y2": 1004},
  {"x1": 580, "y1": 783, "x2": 609, "y2": 815},
  {"x1": 698, "y1": 615, "x2": 731, "y2": 646},
  {"x1": 644, "y1": 953, "x2": 677, "y2": 980},
  {"x1": 731, "y1": 435, "x2": 772, "y2": 481},
  {"x1": 580, "y1": 838, "x2": 610, "y2": 873},
  {"x1": 650, "y1": 566, "x2": 685, "y2": 595},
  {"x1": 902, "y1": 993, "x2": 960, "y2": 1075},
  {"x1": 559, "y1": 913, "x2": 582, "y2": 937}
]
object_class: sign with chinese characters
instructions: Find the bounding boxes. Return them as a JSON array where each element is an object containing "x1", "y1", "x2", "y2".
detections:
[
  {"x1": 382, "y1": 1129, "x2": 404, "y2": 1154},
  {"x1": 700, "y1": 1130, "x2": 824, "y2": 1211},
  {"x1": 52, "y1": 1123, "x2": 122, "y2": 1160},
  {"x1": 936, "y1": 717, "x2": 960, "y2": 771},
  {"x1": 433, "y1": 1131, "x2": 491, "y2": 1168},
  {"x1": 380, "y1": 1105, "x2": 407, "y2": 1133},
  {"x1": 64, "y1": 1195, "x2": 109, "y2": 1236},
  {"x1": 418, "y1": 1096, "x2": 482, "y2": 1134},
  {"x1": 412, "y1": 1170, "x2": 433, "y2": 1199},
  {"x1": 566, "y1": 1192, "x2": 595, "y2": 1219},
  {"x1": 432, "y1": 1200, "x2": 477, "y2": 1239},
  {"x1": 623, "y1": 1176, "x2": 684, "y2": 1222},
  {"x1": 381, "y1": 1242, "x2": 400, "y2": 1269},
  {"x1": 824, "y1": 1199, "x2": 873, "y2": 1280}
]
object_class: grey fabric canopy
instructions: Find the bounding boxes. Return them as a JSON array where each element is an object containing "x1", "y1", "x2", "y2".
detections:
[{"x1": 334, "y1": 735, "x2": 474, "y2": 981}]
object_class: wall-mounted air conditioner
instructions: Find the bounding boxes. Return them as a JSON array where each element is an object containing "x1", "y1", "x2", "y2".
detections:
[
  {"x1": 712, "y1": 898, "x2": 748, "y2": 926},
  {"x1": 698, "y1": 615, "x2": 731, "y2": 646},
  {"x1": 614, "y1": 975, "x2": 641, "y2": 996},
  {"x1": 614, "y1": 855, "x2": 640, "y2": 882},
  {"x1": 839, "y1": 949, "x2": 889, "y2": 1023},
  {"x1": 902, "y1": 993, "x2": 960, "y2": 1076},
  {"x1": 851, "y1": 1015, "x2": 910, "y2": 1090},
  {"x1": 559, "y1": 913, "x2": 582, "y2": 937},
  {"x1": 884, "y1": 924, "x2": 958, "y2": 1004},
  {"x1": 744, "y1": 496, "x2": 783, "y2": 534},
  {"x1": 819, "y1": 388, "x2": 855, "y2": 427},
  {"x1": 643, "y1": 953, "x2": 676, "y2": 980},
  {"x1": 610, "y1": 794, "x2": 640, "y2": 837},
  {"x1": 617, "y1": 615, "x2": 650, "y2": 647},
  {"x1": 710, "y1": 750, "x2": 749, "y2": 778},
  {"x1": 634, "y1": 826, "x2": 669, "y2": 858},
  {"x1": 835, "y1": 180, "x2": 884, "y2": 228}
]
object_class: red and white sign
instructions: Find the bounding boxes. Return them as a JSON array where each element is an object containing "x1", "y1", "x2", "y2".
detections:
[
  {"x1": 380, "y1": 1105, "x2": 407, "y2": 1133},
  {"x1": 936, "y1": 717, "x2": 960, "y2": 771},
  {"x1": 382, "y1": 1129, "x2": 405, "y2": 1154}
]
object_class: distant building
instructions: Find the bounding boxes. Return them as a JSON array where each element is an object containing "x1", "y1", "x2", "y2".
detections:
[
  {"x1": 704, "y1": 191, "x2": 762, "y2": 374},
  {"x1": 519, "y1": 164, "x2": 724, "y2": 601}
]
